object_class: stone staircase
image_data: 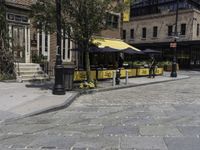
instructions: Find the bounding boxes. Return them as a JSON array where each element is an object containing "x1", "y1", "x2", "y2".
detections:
[{"x1": 14, "y1": 63, "x2": 49, "y2": 82}]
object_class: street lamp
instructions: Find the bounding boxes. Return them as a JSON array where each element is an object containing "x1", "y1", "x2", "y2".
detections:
[
  {"x1": 53, "y1": 0, "x2": 65, "y2": 95},
  {"x1": 171, "y1": 0, "x2": 179, "y2": 78}
]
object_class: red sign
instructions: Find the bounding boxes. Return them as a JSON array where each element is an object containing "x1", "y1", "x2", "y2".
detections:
[{"x1": 170, "y1": 42, "x2": 177, "y2": 48}]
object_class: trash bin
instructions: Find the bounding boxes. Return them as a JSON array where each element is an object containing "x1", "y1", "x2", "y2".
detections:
[{"x1": 63, "y1": 66, "x2": 75, "y2": 91}]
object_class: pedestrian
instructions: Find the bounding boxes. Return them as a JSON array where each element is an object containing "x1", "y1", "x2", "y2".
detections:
[{"x1": 149, "y1": 55, "x2": 157, "y2": 78}]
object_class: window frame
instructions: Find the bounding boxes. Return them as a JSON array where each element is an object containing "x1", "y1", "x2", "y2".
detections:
[
  {"x1": 153, "y1": 26, "x2": 158, "y2": 38},
  {"x1": 142, "y1": 27, "x2": 146, "y2": 39}
]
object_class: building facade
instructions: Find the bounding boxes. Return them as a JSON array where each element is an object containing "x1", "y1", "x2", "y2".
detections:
[
  {"x1": 5, "y1": 0, "x2": 121, "y2": 71},
  {"x1": 124, "y1": 0, "x2": 200, "y2": 69},
  {"x1": 5, "y1": 0, "x2": 75, "y2": 68}
]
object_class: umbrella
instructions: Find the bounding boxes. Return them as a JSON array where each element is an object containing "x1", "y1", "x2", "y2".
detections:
[
  {"x1": 142, "y1": 49, "x2": 161, "y2": 54},
  {"x1": 122, "y1": 48, "x2": 144, "y2": 55}
]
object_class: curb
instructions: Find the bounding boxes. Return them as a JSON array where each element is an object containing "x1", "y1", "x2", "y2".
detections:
[
  {"x1": 79, "y1": 76, "x2": 190, "y2": 95},
  {"x1": 27, "y1": 92, "x2": 80, "y2": 117}
]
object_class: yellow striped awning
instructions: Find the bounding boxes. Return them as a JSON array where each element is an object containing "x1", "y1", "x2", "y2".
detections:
[{"x1": 92, "y1": 37, "x2": 140, "y2": 52}]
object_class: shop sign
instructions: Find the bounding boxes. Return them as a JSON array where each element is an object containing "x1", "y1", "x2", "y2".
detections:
[{"x1": 7, "y1": 13, "x2": 29, "y2": 23}]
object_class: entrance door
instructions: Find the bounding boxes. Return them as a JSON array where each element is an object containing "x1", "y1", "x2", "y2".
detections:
[{"x1": 12, "y1": 26, "x2": 25, "y2": 62}]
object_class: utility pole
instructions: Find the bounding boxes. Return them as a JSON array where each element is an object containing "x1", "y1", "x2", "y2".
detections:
[
  {"x1": 53, "y1": 0, "x2": 66, "y2": 95},
  {"x1": 171, "y1": 0, "x2": 179, "y2": 78}
]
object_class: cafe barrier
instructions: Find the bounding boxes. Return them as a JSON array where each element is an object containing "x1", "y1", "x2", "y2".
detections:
[
  {"x1": 74, "y1": 70, "x2": 96, "y2": 81},
  {"x1": 74, "y1": 68, "x2": 164, "y2": 81}
]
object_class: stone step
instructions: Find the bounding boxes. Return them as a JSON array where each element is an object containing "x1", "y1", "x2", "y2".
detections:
[
  {"x1": 15, "y1": 63, "x2": 49, "y2": 82},
  {"x1": 20, "y1": 74, "x2": 49, "y2": 81},
  {"x1": 15, "y1": 63, "x2": 40, "y2": 66},
  {"x1": 17, "y1": 70, "x2": 45, "y2": 75},
  {"x1": 16, "y1": 68, "x2": 43, "y2": 72},
  {"x1": 19, "y1": 76, "x2": 49, "y2": 81}
]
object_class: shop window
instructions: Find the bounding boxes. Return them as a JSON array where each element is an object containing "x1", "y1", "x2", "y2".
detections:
[
  {"x1": 180, "y1": 23, "x2": 186, "y2": 35},
  {"x1": 123, "y1": 30, "x2": 126, "y2": 39},
  {"x1": 62, "y1": 29, "x2": 72, "y2": 62},
  {"x1": 168, "y1": 25, "x2": 173, "y2": 36},
  {"x1": 142, "y1": 27, "x2": 146, "y2": 38},
  {"x1": 197, "y1": 24, "x2": 199, "y2": 36},
  {"x1": 153, "y1": 26, "x2": 158, "y2": 38},
  {"x1": 130, "y1": 29, "x2": 134, "y2": 39}
]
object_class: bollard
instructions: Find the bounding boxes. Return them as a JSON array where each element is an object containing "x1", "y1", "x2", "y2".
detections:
[
  {"x1": 125, "y1": 70, "x2": 128, "y2": 85},
  {"x1": 113, "y1": 70, "x2": 116, "y2": 86},
  {"x1": 116, "y1": 69, "x2": 120, "y2": 85}
]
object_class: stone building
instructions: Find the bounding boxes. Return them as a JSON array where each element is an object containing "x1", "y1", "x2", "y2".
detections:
[{"x1": 123, "y1": 0, "x2": 200, "y2": 69}]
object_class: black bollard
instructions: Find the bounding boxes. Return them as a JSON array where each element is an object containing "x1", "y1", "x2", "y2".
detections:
[{"x1": 116, "y1": 69, "x2": 120, "y2": 85}]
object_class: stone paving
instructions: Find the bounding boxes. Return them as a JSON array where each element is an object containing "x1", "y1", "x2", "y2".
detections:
[{"x1": 0, "y1": 71, "x2": 200, "y2": 150}]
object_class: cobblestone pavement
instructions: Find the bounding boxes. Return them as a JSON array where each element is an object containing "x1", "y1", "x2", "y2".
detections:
[{"x1": 0, "y1": 71, "x2": 200, "y2": 150}]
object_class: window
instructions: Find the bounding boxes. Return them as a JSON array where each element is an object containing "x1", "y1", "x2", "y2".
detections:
[
  {"x1": 142, "y1": 27, "x2": 146, "y2": 38},
  {"x1": 153, "y1": 26, "x2": 158, "y2": 38},
  {"x1": 62, "y1": 29, "x2": 72, "y2": 62},
  {"x1": 180, "y1": 23, "x2": 186, "y2": 35},
  {"x1": 123, "y1": 30, "x2": 126, "y2": 39},
  {"x1": 106, "y1": 13, "x2": 119, "y2": 28},
  {"x1": 130, "y1": 29, "x2": 134, "y2": 39},
  {"x1": 168, "y1": 25, "x2": 173, "y2": 36},
  {"x1": 37, "y1": 27, "x2": 50, "y2": 58},
  {"x1": 197, "y1": 24, "x2": 199, "y2": 36}
]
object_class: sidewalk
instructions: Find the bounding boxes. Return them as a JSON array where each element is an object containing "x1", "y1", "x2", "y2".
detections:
[
  {"x1": 0, "y1": 82, "x2": 79, "y2": 122},
  {"x1": 0, "y1": 72, "x2": 189, "y2": 122}
]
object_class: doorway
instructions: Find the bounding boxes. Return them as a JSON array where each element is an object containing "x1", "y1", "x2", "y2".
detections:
[{"x1": 12, "y1": 25, "x2": 25, "y2": 62}]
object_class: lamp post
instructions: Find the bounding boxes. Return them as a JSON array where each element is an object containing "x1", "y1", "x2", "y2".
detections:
[
  {"x1": 171, "y1": 0, "x2": 179, "y2": 77},
  {"x1": 53, "y1": 0, "x2": 65, "y2": 95}
]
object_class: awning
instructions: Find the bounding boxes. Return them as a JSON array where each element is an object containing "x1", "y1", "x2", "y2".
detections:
[{"x1": 92, "y1": 37, "x2": 140, "y2": 52}]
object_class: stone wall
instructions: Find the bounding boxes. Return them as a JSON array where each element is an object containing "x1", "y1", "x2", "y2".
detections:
[{"x1": 123, "y1": 9, "x2": 200, "y2": 44}]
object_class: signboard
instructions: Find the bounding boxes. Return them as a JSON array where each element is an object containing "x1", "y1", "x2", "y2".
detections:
[
  {"x1": 123, "y1": 0, "x2": 130, "y2": 22},
  {"x1": 121, "y1": 69, "x2": 137, "y2": 77},
  {"x1": 170, "y1": 42, "x2": 177, "y2": 48},
  {"x1": 137, "y1": 68, "x2": 149, "y2": 76},
  {"x1": 98, "y1": 70, "x2": 114, "y2": 79},
  {"x1": 74, "y1": 71, "x2": 96, "y2": 81}
]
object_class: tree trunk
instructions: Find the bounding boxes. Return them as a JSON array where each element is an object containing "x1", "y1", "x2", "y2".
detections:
[{"x1": 85, "y1": 49, "x2": 92, "y2": 82}]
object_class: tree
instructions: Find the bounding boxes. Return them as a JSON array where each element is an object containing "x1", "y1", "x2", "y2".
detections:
[
  {"x1": 31, "y1": 0, "x2": 123, "y2": 82},
  {"x1": 0, "y1": 0, "x2": 15, "y2": 80},
  {"x1": 0, "y1": 0, "x2": 9, "y2": 49}
]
